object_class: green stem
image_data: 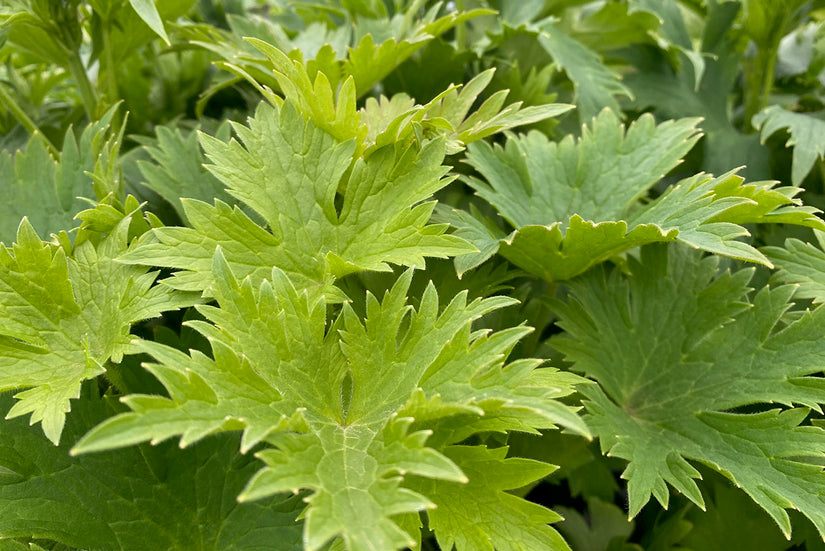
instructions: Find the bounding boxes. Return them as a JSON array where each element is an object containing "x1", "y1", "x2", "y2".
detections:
[
  {"x1": 455, "y1": 0, "x2": 466, "y2": 51},
  {"x1": 67, "y1": 51, "x2": 98, "y2": 119},
  {"x1": 743, "y1": 15, "x2": 787, "y2": 133},
  {"x1": 0, "y1": 83, "x2": 59, "y2": 156},
  {"x1": 758, "y1": 46, "x2": 778, "y2": 118},
  {"x1": 100, "y1": 18, "x2": 120, "y2": 115}
]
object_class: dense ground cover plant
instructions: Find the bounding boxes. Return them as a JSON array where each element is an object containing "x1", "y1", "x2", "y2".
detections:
[{"x1": 5, "y1": 0, "x2": 825, "y2": 549}]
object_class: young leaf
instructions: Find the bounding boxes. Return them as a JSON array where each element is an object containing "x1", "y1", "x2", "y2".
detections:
[
  {"x1": 0, "y1": 391, "x2": 305, "y2": 550},
  {"x1": 74, "y1": 253, "x2": 586, "y2": 551},
  {"x1": 0, "y1": 218, "x2": 197, "y2": 444},
  {"x1": 554, "y1": 244, "x2": 825, "y2": 540},
  {"x1": 119, "y1": 101, "x2": 473, "y2": 299}
]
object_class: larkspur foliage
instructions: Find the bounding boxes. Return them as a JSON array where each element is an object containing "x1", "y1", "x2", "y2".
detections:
[
  {"x1": 74, "y1": 254, "x2": 587, "y2": 550},
  {"x1": 0, "y1": 218, "x2": 196, "y2": 444},
  {"x1": 4, "y1": 1, "x2": 825, "y2": 549},
  {"x1": 554, "y1": 244, "x2": 825, "y2": 539}
]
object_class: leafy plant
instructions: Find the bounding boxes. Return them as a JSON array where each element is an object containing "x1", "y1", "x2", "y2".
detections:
[{"x1": 4, "y1": 1, "x2": 825, "y2": 550}]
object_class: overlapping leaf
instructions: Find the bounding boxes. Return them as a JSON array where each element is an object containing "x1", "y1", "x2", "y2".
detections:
[
  {"x1": 246, "y1": 41, "x2": 572, "y2": 157},
  {"x1": 185, "y1": 3, "x2": 491, "y2": 116},
  {"x1": 554, "y1": 244, "x2": 825, "y2": 539},
  {"x1": 764, "y1": 231, "x2": 825, "y2": 304},
  {"x1": 119, "y1": 101, "x2": 473, "y2": 299},
  {"x1": 406, "y1": 446, "x2": 570, "y2": 551},
  {"x1": 537, "y1": 20, "x2": 631, "y2": 123},
  {"x1": 753, "y1": 106, "x2": 825, "y2": 185},
  {"x1": 452, "y1": 108, "x2": 823, "y2": 279},
  {"x1": 133, "y1": 123, "x2": 236, "y2": 223},
  {"x1": 0, "y1": 109, "x2": 117, "y2": 243},
  {"x1": 0, "y1": 391, "x2": 305, "y2": 550},
  {"x1": 74, "y1": 252, "x2": 587, "y2": 551},
  {"x1": 0, "y1": 218, "x2": 197, "y2": 444}
]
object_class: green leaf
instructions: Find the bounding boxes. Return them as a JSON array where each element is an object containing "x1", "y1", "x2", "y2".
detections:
[
  {"x1": 555, "y1": 497, "x2": 637, "y2": 551},
  {"x1": 554, "y1": 244, "x2": 825, "y2": 539},
  {"x1": 458, "y1": 110, "x2": 814, "y2": 279},
  {"x1": 537, "y1": 20, "x2": 632, "y2": 123},
  {"x1": 0, "y1": 218, "x2": 197, "y2": 444},
  {"x1": 763, "y1": 232, "x2": 825, "y2": 304},
  {"x1": 0, "y1": 111, "x2": 117, "y2": 243},
  {"x1": 74, "y1": 254, "x2": 585, "y2": 551},
  {"x1": 134, "y1": 123, "x2": 236, "y2": 224},
  {"x1": 678, "y1": 473, "x2": 792, "y2": 551},
  {"x1": 624, "y1": 1, "x2": 771, "y2": 180},
  {"x1": 119, "y1": 101, "x2": 474, "y2": 299},
  {"x1": 0, "y1": 391, "x2": 304, "y2": 550},
  {"x1": 467, "y1": 109, "x2": 701, "y2": 227},
  {"x1": 752, "y1": 106, "x2": 825, "y2": 185},
  {"x1": 127, "y1": 0, "x2": 170, "y2": 44},
  {"x1": 407, "y1": 446, "x2": 570, "y2": 551}
]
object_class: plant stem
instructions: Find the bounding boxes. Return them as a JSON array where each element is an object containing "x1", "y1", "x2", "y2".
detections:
[
  {"x1": 100, "y1": 17, "x2": 120, "y2": 115},
  {"x1": 455, "y1": 0, "x2": 466, "y2": 51},
  {"x1": 67, "y1": 51, "x2": 98, "y2": 119},
  {"x1": 0, "y1": 83, "x2": 59, "y2": 156}
]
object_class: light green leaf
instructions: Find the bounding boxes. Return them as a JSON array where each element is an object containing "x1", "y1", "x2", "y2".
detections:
[
  {"x1": 467, "y1": 109, "x2": 702, "y2": 227},
  {"x1": 0, "y1": 218, "x2": 197, "y2": 444},
  {"x1": 458, "y1": 109, "x2": 814, "y2": 279},
  {"x1": 407, "y1": 446, "x2": 570, "y2": 551},
  {"x1": 753, "y1": 106, "x2": 825, "y2": 185},
  {"x1": 128, "y1": 0, "x2": 169, "y2": 44},
  {"x1": 0, "y1": 392, "x2": 305, "y2": 550},
  {"x1": 554, "y1": 244, "x2": 825, "y2": 539},
  {"x1": 75, "y1": 254, "x2": 585, "y2": 551},
  {"x1": 119, "y1": 101, "x2": 473, "y2": 300}
]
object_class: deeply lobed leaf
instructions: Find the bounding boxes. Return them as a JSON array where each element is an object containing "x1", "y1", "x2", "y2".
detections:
[
  {"x1": 120, "y1": 101, "x2": 474, "y2": 300},
  {"x1": 75, "y1": 251, "x2": 587, "y2": 550},
  {"x1": 554, "y1": 243, "x2": 825, "y2": 539},
  {"x1": 0, "y1": 218, "x2": 197, "y2": 444},
  {"x1": 454, "y1": 108, "x2": 824, "y2": 278}
]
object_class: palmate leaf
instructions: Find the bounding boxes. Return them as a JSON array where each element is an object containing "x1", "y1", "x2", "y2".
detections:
[
  {"x1": 0, "y1": 391, "x2": 305, "y2": 550},
  {"x1": 553, "y1": 244, "x2": 825, "y2": 539},
  {"x1": 537, "y1": 20, "x2": 631, "y2": 123},
  {"x1": 133, "y1": 123, "x2": 236, "y2": 224},
  {"x1": 753, "y1": 106, "x2": 825, "y2": 186},
  {"x1": 764, "y1": 231, "x2": 825, "y2": 304},
  {"x1": 74, "y1": 251, "x2": 587, "y2": 551},
  {"x1": 247, "y1": 41, "x2": 571, "y2": 157},
  {"x1": 119, "y1": 101, "x2": 473, "y2": 300},
  {"x1": 452, "y1": 108, "x2": 824, "y2": 279},
  {"x1": 0, "y1": 218, "x2": 197, "y2": 444},
  {"x1": 406, "y1": 446, "x2": 570, "y2": 551},
  {"x1": 0, "y1": 108, "x2": 117, "y2": 243}
]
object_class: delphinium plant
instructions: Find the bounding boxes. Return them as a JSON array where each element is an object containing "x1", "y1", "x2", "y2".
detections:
[{"x1": 3, "y1": 1, "x2": 825, "y2": 550}]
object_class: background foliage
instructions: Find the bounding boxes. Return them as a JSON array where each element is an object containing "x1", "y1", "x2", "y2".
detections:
[{"x1": 3, "y1": 0, "x2": 825, "y2": 549}]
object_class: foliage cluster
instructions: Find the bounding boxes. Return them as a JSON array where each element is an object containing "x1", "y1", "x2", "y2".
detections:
[{"x1": 4, "y1": 1, "x2": 825, "y2": 550}]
